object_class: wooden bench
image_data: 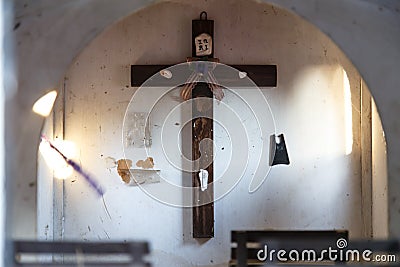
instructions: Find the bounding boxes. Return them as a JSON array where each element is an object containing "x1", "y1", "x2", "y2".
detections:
[{"x1": 14, "y1": 240, "x2": 151, "y2": 266}]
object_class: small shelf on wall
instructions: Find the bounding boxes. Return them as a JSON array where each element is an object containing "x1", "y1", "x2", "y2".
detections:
[{"x1": 128, "y1": 169, "x2": 160, "y2": 186}]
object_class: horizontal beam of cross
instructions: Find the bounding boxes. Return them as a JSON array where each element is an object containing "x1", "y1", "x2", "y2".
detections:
[{"x1": 131, "y1": 64, "x2": 277, "y2": 87}]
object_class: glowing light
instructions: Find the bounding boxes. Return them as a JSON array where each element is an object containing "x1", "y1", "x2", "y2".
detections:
[
  {"x1": 343, "y1": 69, "x2": 353, "y2": 155},
  {"x1": 39, "y1": 139, "x2": 77, "y2": 179},
  {"x1": 32, "y1": 91, "x2": 57, "y2": 117}
]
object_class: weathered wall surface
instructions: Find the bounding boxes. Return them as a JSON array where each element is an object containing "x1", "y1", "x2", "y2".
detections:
[{"x1": 37, "y1": 1, "x2": 376, "y2": 266}]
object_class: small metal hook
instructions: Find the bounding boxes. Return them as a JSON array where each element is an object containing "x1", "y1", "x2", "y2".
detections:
[{"x1": 200, "y1": 11, "x2": 208, "y2": 20}]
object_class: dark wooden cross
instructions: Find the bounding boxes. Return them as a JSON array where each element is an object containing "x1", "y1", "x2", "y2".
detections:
[{"x1": 131, "y1": 12, "x2": 277, "y2": 238}]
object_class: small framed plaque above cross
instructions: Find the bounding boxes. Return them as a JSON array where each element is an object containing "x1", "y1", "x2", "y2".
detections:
[{"x1": 131, "y1": 12, "x2": 277, "y2": 238}]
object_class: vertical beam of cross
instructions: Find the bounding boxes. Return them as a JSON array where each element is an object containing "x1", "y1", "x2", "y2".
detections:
[{"x1": 191, "y1": 13, "x2": 215, "y2": 238}]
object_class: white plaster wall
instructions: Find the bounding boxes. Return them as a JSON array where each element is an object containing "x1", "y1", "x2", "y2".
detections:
[
  {"x1": 372, "y1": 99, "x2": 389, "y2": 238},
  {"x1": 37, "y1": 1, "x2": 374, "y2": 266},
  {"x1": 267, "y1": 0, "x2": 400, "y2": 237},
  {"x1": 0, "y1": 0, "x2": 8, "y2": 263},
  {"x1": 9, "y1": 0, "x2": 400, "y2": 251}
]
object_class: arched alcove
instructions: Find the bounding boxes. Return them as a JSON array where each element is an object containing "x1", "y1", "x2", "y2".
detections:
[
  {"x1": 5, "y1": 0, "x2": 400, "y2": 266},
  {"x1": 27, "y1": 1, "x2": 389, "y2": 266}
]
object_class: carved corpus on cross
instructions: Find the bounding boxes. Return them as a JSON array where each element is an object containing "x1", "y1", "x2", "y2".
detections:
[{"x1": 131, "y1": 12, "x2": 277, "y2": 238}]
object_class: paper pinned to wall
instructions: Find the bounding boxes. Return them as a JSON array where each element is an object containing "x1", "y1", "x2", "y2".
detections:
[{"x1": 124, "y1": 112, "x2": 152, "y2": 148}]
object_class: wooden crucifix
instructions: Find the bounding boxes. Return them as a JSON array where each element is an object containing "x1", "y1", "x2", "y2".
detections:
[
  {"x1": 131, "y1": 12, "x2": 277, "y2": 238},
  {"x1": 189, "y1": 12, "x2": 216, "y2": 239}
]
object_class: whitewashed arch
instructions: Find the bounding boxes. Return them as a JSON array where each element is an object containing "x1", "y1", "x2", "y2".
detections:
[{"x1": 7, "y1": 2, "x2": 400, "y2": 257}]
